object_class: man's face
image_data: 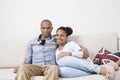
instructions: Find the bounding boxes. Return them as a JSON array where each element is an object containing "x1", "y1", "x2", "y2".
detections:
[{"x1": 40, "y1": 22, "x2": 53, "y2": 38}]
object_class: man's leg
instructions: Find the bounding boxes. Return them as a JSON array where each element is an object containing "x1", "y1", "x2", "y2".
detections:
[
  {"x1": 16, "y1": 64, "x2": 43, "y2": 80},
  {"x1": 42, "y1": 65, "x2": 59, "y2": 80}
]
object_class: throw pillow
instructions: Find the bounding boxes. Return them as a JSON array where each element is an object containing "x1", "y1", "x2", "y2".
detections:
[
  {"x1": 93, "y1": 47, "x2": 120, "y2": 65},
  {"x1": 114, "y1": 52, "x2": 120, "y2": 57}
]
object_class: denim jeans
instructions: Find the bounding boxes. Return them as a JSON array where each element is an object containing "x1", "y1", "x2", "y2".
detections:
[{"x1": 57, "y1": 56, "x2": 100, "y2": 78}]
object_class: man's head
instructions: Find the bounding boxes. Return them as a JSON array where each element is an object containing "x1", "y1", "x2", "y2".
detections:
[{"x1": 40, "y1": 19, "x2": 53, "y2": 38}]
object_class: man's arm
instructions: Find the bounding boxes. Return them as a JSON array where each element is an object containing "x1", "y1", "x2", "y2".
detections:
[
  {"x1": 13, "y1": 42, "x2": 32, "y2": 73},
  {"x1": 80, "y1": 45, "x2": 89, "y2": 58}
]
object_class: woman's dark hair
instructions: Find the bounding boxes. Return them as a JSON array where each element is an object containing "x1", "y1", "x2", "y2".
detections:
[{"x1": 57, "y1": 26, "x2": 73, "y2": 36}]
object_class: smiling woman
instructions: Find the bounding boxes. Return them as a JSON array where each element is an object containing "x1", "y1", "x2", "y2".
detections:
[{"x1": 55, "y1": 26, "x2": 118, "y2": 80}]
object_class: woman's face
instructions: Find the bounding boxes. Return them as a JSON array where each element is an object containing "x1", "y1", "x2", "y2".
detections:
[{"x1": 55, "y1": 29, "x2": 67, "y2": 45}]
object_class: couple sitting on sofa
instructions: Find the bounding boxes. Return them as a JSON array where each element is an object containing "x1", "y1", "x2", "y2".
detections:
[{"x1": 14, "y1": 19, "x2": 119, "y2": 80}]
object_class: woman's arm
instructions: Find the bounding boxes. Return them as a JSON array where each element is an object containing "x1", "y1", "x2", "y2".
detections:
[
  {"x1": 57, "y1": 52, "x2": 72, "y2": 60},
  {"x1": 57, "y1": 46, "x2": 89, "y2": 60},
  {"x1": 57, "y1": 41, "x2": 89, "y2": 60}
]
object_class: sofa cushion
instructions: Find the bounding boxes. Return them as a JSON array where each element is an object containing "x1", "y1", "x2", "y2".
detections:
[
  {"x1": 31, "y1": 75, "x2": 106, "y2": 80},
  {"x1": 1, "y1": 68, "x2": 120, "y2": 80},
  {"x1": 114, "y1": 52, "x2": 120, "y2": 57},
  {"x1": 93, "y1": 48, "x2": 119, "y2": 65},
  {"x1": 0, "y1": 68, "x2": 106, "y2": 80},
  {"x1": 0, "y1": 68, "x2": 16, "y2": 80}
]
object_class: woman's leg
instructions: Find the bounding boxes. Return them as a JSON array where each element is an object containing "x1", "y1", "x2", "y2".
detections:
[
  {"x1": 59, "y1": 66, "x2": 91, "y2": 78},
  {"x1": 58, "y1": 58, "x2": 116, "y2": 80},
  {"x1": 57, "y1": 56, "x2": 100, "y2": 74}
]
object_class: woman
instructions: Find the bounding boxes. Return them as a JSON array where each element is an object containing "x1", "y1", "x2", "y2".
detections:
[{"x1": 55, "y1": 26, "x2": 119, "y2": 80}]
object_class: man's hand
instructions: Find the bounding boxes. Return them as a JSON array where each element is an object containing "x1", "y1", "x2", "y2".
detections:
[
  {"x1": 80, "y1": 45, "x2": 89, "y2": 58},
  {"x1": 13, "y1": 62, "x2": 27, "y2": 73},
  {"x1": 57, "y1": 52, "x2": 72, "y2": 60},
  {"x1": 13, "y1": 66, "x2": 19, "y2": 73}
]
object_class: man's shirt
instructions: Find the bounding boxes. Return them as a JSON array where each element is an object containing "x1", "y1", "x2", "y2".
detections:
[{"x1": 24, "y1": 35, "x2": 57, "y2": 65}]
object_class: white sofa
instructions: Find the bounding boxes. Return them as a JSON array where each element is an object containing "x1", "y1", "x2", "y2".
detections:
[{"x1": 0, "y1": 32, "x2": 120, "y2": 80}]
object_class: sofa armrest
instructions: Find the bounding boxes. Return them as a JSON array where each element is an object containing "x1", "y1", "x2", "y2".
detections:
[{"x1": 118, "y1": 37, "x2": 120, "y2": 51}]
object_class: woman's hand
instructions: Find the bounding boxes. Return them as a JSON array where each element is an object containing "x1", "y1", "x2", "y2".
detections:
[{"x1": 57, "y1": 52, "x2": 72, "y2": 60}]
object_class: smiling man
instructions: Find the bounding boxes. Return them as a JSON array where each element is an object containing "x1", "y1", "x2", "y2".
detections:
[{"x1": 14, "y1": 19, "x2": 59, "y2": 80}]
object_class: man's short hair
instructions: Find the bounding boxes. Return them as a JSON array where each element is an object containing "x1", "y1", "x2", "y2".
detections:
[{"x1": 41, "y1": 19, "x2": 52, "y2": 28}]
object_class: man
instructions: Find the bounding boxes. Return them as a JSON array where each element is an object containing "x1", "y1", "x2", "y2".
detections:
[{"x1": 14, "y1": 19, "x2": 59, "y2": 80}]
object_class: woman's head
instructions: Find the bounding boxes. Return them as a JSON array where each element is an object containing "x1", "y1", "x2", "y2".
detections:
[
  {"x1": 55, "y1": 26, "x2": 73, "y2": 45},
  {"x1": 56, "y1": 26, "x2": 73, "y2": 36}
]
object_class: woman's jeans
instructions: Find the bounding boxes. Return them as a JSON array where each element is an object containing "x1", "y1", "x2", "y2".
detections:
[{"x1": 57, "y1": 56, "x2": 100, "y2": 78}]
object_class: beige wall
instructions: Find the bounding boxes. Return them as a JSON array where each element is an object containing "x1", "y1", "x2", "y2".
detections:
[{"x1": 0, "y1": 0, "x2": 120, "y2": 37}]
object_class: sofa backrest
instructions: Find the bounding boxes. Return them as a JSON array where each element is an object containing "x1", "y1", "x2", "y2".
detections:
[
  {"x1": 0, "y1": 32, "x2": 118, "y2": 68},
  {"x1": 0, "y1": 38, "x2": 27, "y2": 68},
  {"x1": 69, "y1": 32, "x2": 118, "y2": 60}
]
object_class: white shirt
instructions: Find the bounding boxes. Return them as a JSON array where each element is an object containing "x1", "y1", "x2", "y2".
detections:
[{"x1": 56, "y1": 41, "x2": 83, "y2": 60}]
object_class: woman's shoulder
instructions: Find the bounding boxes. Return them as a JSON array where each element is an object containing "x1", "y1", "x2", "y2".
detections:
[
  {"x1": 66, "y1": 41, "x2": 78, "y2": 47},
  {"x1": 67, "y1": 41, "x2": 77, "y2": 44}
]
